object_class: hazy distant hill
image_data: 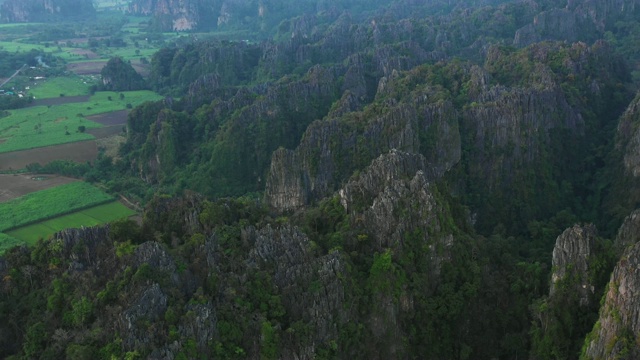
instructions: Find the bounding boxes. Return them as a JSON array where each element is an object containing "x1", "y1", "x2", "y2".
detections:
[{"x1": 0, "y1": 0, "x2": 95, "y2": 23}]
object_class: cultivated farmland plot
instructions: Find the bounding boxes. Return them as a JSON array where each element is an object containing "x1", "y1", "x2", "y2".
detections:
[
  {"x1": 0, "y1": 181, "x2": 113, "y2": 231},
  {"x1": 0, "y1": 182, "x2": 136, "y2": 252},
  {"x1": 0, "y1": 89, "x2": 162, "y2": 154},
  {"x1": 0, "y1": 41, "x2": 78, "y2": 60},
  {"x1": 0, "y1": 140, "x2": 98, "y2": 171},
  {"x1": 0, "y1": 173, "x2": 77, "y2": 202},
  {"x1": 0, "y1": 15, "x2": 164, "y2": 252},
  {"x1": 28, "y1": 76, "x2": 94, "y2": 99},
  {"x1": 6, "y1": 201, "x2": 135, "y2": 246}
]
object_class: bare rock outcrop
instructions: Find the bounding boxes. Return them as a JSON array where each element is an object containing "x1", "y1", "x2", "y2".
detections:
[
  {"x1": 120, "y1": 283, "x2": 169, "y2": 350},
  {"x1": 617, "y1": 93, "x2": 640, "y2": 177},
  {"x1": 514, "y1": 0, "x2": 640, "y2": 46},
  {"x1": 264, "y1": 87, "x2": 461, "y2": 212},
  {"x1": 339, "y1": 150, "x2": 468, "y2": 358},
  {"x1": 128, "y1": 0, "x2": 214, "y2": 31},
  {"x1": 246, "y1": 225, "x2": 347, "y2": 346},
  {"x1": 550, "y1": 224, "x2": 597, "y2": 306},
  {"x1": 615, "y1": 209, "x2": 640, "y2": 251},
  {"x1": 53, "y1": 225, "x2": 112, "y2": 271},
  {"x1": 582, "y1": 241, "x2": 640, "y2": 359}
]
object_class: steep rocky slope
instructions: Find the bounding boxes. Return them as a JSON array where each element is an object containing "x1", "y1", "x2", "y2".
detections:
[
  {"x1": 514, "y1": 0, "x2": 640, "y2": 46},
  {"x1": 580, "y1": 207, "x2": 640, "y2": 359},
  {"x1": 265, "y1": 40, "x2": 630, "y2": 237},
  {"x1": 582, "y1": 241, "x2": 640, "y2": 359},
  {"x1": 3, "y1": 0, "x2": 640, "y2": 358},
  {"x1": 126, "y1": 0, "x2": 392, "y2": 32},
  {"x1": 0, "y1": 149, "x2": 480, "y2": 359},
  {"x1": 549, "y1": 225, "x2": 598, "y2": 306},
  {"x1": 128, "y1": 0, "x2": 214, "y2": 31},
  {"x1": 527, "y1": 223, "x2": 615, "y2": 359},
  {"x1": 617, "y1": 93, "x2": 640, "y2": 178},
  {"x1": 604, "y1": 92, "x2": 640, "y2": 228}
]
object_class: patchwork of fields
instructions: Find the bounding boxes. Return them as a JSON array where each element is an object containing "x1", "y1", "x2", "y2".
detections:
[
  {"x1": 0, "y1": 88, "x2": 161, "y2": 154},
  {"x1": 0, "y1": 173, "x2": 77, "y2": 202},
  {"x1": 6, "y1": 201, "x2": 135, "y2": 246},
  {"x1": 0, "y1": 15, "x2": 159, "y2": 253},
  {"x1": 0, "y1": 181, "x2": 136, "y2": 253},
  {"x1": 0, "y1": 181, "x2": 114, "y2": 230}
]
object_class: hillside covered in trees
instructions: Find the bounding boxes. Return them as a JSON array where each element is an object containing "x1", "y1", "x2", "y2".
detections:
[{"x1": 3, "y1": 0, "x2": 640, "y2": 359}]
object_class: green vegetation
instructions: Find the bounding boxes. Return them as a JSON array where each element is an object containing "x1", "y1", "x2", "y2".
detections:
[
  {"x1": 29, "y1": 76, "x2": 92, "y2": 99},
  {"x1": 0, "y1": 41, "x2": 82, "y2": 62},
  {"x1": 99, "y1": 56, "x2": 146, "y2": 91},
  {"x1": 0, "y1": 233, "x2": 22, "y2": 253},
  {"x1": 1, "y1": 0, "x2": 640, "y2": 359},
  {"x1": 6, "y1": 201, "x2": 135, "y2": 244},
  {"x1": 0, "y1": 90, "x2": 162, "y2": 153},
  {"x1": 0, "y1": 182, "x2": 113, "y2": 232}
]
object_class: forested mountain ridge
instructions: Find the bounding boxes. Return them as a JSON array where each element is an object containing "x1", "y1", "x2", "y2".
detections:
[
  {"x1": 4, "y1": 0, "x2": 640, "y2": 359},
  {"x1": 0, "y1": 0, "x2": 95, "y2": 22}
]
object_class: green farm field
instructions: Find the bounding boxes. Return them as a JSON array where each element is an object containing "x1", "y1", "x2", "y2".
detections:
[
  {"x1": 29, "y1": 76, "x2": 94, "y2": 99},
  {"x1": 6, "y1": 201, "x2": 136, "y2": 245},
  {"x1": 0, "y1": 41, "x2": 79, "y2": 60},
  {"x1": 0, "y1": 181, "x2": 113, "y2": 232},
  {"x1": 0, "y1": 233, "x2": 22, "y2": 254},
  {"x1": 0, "y1": 89, "x2": 162, "y2": 153},
  {"x1": 96, "y1": 47, "x2": 157, "y2": 60}
]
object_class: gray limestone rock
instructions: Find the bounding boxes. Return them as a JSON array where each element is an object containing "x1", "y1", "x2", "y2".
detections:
[
  {"x1": 582, "y1": 241, "x2": 640, "y2": 359},
  {"x1": 121, "y1": 283, "x2": 168, "y2": 350},
  {"x1": 615, "y1": 209, "x2": 640, "y2": 252},
  {"x1": 550, "y1": 224, "x2": 597, "y2": 306},
  {"x1": 134, "y1": 241, "x2": 176, "y2": 273}
]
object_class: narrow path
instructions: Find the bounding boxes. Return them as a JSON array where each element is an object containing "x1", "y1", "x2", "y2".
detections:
[{"x1": 0, "y1": 64, "x2": 27, "y2": 89}]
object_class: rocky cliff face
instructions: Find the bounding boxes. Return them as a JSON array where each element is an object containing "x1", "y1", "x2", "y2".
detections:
[
  {"x1": 8, "y1": 149, "x2": 471, "y2": 358},
  {"x1": 0, "y1": 0, "x2": 94, "y2": 22},
  {"x1": 582, "y1": 241, "x2": 640, "y2": 359},
  {"x1": 137, "y1": 64, "x2": 342, "y2": 191},
  {"x1": 264, "y1": 68, "x2": 462, "y2": 212},
  {"x1": 128, "y1": 0, "x2": 214, "y2": 31},
  {"x1": 550, "y1": 224, "x2": 597, "y2": 306},
  {"x1": 605, "y1": 92, "x2": 640, "y2": 226},
  {"x1": 127, "y1": 0, "x2": 399, "y2": 32},
  {"x1": 339, "y1": 150, "x2": 458, "y2": 277},
  {"x1": 615, "y1": 209, "x2": 640, "y2": 251},
  {"x1": 265, "y1": 41, "x2": 614, "y2": 216},
  {"x1": 514, "y1": 0, "x2": 640, "y2": 46},
  {"x1": 617, "y1": 93, "x2": 640, "y2": 177},
  {"x1": 333, "y1": 149, "x2": 474, "y2": 358}
]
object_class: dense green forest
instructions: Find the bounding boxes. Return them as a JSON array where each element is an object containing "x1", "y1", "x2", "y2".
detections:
[{"x1": 3, "y1": 0, "x2": 640, "y2": 359}]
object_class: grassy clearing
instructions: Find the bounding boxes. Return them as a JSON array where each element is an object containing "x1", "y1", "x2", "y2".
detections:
[
  {"x1": 5, "y1": 201, "x2": 135, "y2": 245},
  {"x1": 0, "y1": 90, "x2": 161, "y2": 153},
  {"x1": 0, "y1": 41, "x2": 78, "y2": 60},
  {"x1": 29, "y1": 76, "x2": 92, "y2": 99},
  {"x1": 0, "y1": 105, "x2": 101, "y2": 153},
  {"x1": 0, "y1": 182, "x2": 113, "y2": 232},
  {"x1": 80, "y1": 201, "x2": 136, "y2": 220},
  {"x1": 97, "y1": 47, "x2": 157, "y2": 61},
  {"x1": 5, "y1": 224, "x2": 52, "y2": 246}
]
